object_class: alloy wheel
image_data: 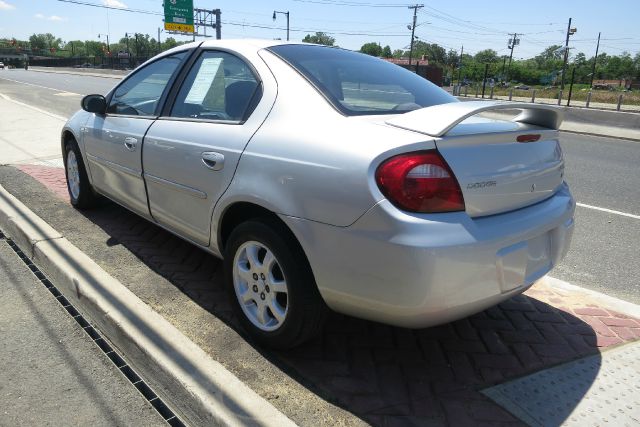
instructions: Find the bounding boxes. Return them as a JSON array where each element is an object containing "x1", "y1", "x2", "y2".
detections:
[{"x1": 232, "y1": 241, "x2": 289, "y2": 331}]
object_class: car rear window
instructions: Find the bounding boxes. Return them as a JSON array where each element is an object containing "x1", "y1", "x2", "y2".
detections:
[{"x1": 268, "y1": 44, "x2": 456, "y2": 116}]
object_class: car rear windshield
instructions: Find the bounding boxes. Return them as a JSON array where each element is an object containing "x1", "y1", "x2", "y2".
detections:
[{"x1": 268, "y1": 44, "x2": 456, "y2": 116}]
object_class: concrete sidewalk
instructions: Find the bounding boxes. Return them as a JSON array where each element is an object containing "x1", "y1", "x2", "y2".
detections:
[{"x1": 0, "y1": 95, "x2": 66, "y2": 166}]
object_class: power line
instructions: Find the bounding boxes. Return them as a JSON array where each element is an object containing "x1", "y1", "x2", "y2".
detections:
[
  {"x1": 291, "y1": 0, "x2": 412, "y2": 8},
  {"x1": 56, "y1": 0, "x2": 162, "y2": 16},
  {"x1": 421, "y1": 5, "x2": 505, "y2": 34}
]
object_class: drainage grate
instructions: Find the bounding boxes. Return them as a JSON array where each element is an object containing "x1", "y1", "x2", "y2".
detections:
[{"x1": 0, "y1": 230, "x2": 185, "y2": 427}]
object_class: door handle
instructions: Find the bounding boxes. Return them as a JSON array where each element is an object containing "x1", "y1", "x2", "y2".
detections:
[
  {"x1": 124, "y1": 137, "x2": 137, "y2": 151},
  {"x1": 201, "y1": 152, "x2": 225, "y2": 171}
]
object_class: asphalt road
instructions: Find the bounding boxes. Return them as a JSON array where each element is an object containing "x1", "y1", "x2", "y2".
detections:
[
  {"x1": 1, "y1": 68, "x2": 639, "y2": 303},
  {"x1": 0, "y1": 234, "x2": 166, "y2": 426},
  {"x1": 0, "y1": 68, "x2": 116, "y2": 117}
]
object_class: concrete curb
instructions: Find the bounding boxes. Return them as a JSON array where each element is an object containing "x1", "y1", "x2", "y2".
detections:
[
  {"x1": 0, "y1": 184, "x2": 296, "y2": 427},
  {"x1": 545, "y1": 276, "x2": 640, "y2": 319}
]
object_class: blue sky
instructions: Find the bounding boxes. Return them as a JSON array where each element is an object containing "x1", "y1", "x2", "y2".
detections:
[{"x1": 1, "y1": 0, "x2": 639, "y2": 59}]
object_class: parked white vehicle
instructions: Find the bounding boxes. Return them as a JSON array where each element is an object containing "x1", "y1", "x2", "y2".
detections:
[{"x1": 62, "y1": 40, "x2": 575, "y2": 348}]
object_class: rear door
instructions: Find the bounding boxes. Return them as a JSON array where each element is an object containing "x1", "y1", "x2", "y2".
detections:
[
  {"x1": 142, "y1": 50, "x2": 266, "y2": 246},
  {"x1": 83, "y1": 52, "x2": 188, "y2": 217}
]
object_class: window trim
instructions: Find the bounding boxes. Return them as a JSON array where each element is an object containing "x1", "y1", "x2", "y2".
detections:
[
  {"x1": 104, "y1": 48, "x2": 196, "y2": 119},
  {"x1": 160, "y1": 47, "x2": 264, "y2": 125}
]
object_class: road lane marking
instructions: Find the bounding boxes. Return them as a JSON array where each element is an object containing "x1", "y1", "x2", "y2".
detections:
[
  {"x1": 54, "y1": 92, "x2": 82, "y2": 97},
  {"x1": 0, "y1": 93, "x2": 68, "y2": 121},
  {"x1": 0, "y1": 76, "x2": 82, "y2": 96},
  {"x1": 577, "y1": 202, "x2": 640, "y2": 220}
]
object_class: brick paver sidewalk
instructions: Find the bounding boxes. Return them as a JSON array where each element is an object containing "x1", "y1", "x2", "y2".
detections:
[{"x1": 17, "y1": 164, "x2": 640, "y2": 426}]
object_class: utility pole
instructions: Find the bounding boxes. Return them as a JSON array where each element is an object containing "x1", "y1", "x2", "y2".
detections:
[
  {"x1": 506, "y1": 33, "x2": 519, "y2": 83},
  {"x1": 589, "y1": 32, "x2": 601, "y2": 89},
  {"x1": 215, "y1": 9, "x2": 221, "y2": 39},
  {"x1": 457, "y1": 45, "x2": 463, "y2": 84},
  {"x1": 501, "y1": 55, "x2": 507, "y2": 80},
  {"x1": 273, "y1": 10, "x2": 290, "y2": 41},
  {"x1": 561, "y1": 18, "x2": 577, "y2": 90},
  {"x1": 407, "y1": 4, "x2": 424, "y2": 67},
  {"x1": 157, "y1": 27, "x2": 161, "y2": 54}
]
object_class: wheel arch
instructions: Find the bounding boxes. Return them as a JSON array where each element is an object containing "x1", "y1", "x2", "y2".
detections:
[
  {"x1": 218, "y1": 201, "x2": 299, "y2": 255},
  {"x1": 61, "y1": 128, "x2": 77, "y2": 153}
]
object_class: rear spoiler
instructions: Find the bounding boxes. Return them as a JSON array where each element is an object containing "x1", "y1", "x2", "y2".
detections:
[{"x1": 386, "y1": 100, "x2": 563, "y2": 137}]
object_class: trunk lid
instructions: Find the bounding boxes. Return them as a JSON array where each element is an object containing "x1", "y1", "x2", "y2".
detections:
[{"x1": 385, "y1": 102, "x2": 565, "y2": 217}]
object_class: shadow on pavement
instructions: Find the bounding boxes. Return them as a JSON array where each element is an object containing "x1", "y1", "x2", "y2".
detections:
[
  {"x1": 0, "y1": 166, "x2": 607, "y2": 426},
  {"x1": 80, "y1": 198, "x2": 604, "y2": 426}
]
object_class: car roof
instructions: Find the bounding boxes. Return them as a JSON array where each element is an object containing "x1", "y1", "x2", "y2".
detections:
[{"x1": 198, "y1": 39, "x2": 305, "y2": 50}]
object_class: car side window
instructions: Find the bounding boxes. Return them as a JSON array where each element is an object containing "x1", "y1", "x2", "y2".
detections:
[
  {"x1": 107, "y1": 52, "x2": 187, "y2": 116},
  {"x1": 170, "y1": 51, "x2": 260, "y2": 121}
]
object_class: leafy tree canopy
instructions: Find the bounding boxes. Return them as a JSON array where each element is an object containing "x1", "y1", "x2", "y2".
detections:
[{"x1": 302, "y1": 32, "x2": 335, "y2": 46}]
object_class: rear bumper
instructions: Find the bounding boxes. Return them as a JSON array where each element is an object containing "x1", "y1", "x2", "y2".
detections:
[{"x1": 282, "y1": 182, "x2": 575, "y2": 328}]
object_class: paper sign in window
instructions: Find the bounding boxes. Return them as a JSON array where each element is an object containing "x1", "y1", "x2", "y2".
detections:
[{"x1": 185, "y1": 58, "x2": 224, "y2": 104}]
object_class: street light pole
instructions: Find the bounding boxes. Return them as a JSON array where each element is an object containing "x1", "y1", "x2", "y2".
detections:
[
  {"x1": 272, "y1": 10, "x2": 290, "y2": 41},
  {"x1": 97, "y1": 33, "x2": 110, "y2": 54}
]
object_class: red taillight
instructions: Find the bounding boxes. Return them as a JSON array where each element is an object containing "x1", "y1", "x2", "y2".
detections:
[
  {"x1": 517, "y1": 134, "x2": 541, "y2": 143},
  {"x1": 375, "y1": 150, "x2": 465, "y2": 213}
]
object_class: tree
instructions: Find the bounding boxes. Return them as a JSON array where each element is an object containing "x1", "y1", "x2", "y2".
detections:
[
  {"x1": 445, "y1": 48, "x2": 459, "y2": 78},
  {"x1": 29, "y1": 33, "x2": 62, "y2": 51},
  {"x1": 533, "y1": 45, "x2": 563, "y2": 70},
  {"x1": 84, "y1": 40, "x2": 104, "y2": 57},
  {"x1": 162, "y1": 37, "x2": 179, "y2": 50},
  {"x1": 392, "y1": 49, "x2": 405, "y2": 59},
  {"x1": 302, "y1": 32, "x2": 335, "y2": 46},
  {"x1": 411, "y1": 41, "x2": 446, "y2": 65},
  {"x1": 382, "y1": 45, "x2": 392, "y2": 58},
  {"x1": 474, "y1": 49, "x2": 498, "y2": 64},
  {"x1": 64, "y1": 40, "x2": 85, "y2": 56},
  {"x1": 360, "y1": 42, "x2": 382, "y2": 57}
]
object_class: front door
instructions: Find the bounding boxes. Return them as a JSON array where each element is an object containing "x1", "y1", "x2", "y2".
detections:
[{"x1": 83, "y1": 52, "x2": 188, "y2": 217}]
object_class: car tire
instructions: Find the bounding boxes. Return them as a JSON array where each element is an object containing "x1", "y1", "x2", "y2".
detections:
[
  {"x1": 224, "y1": 218, "x2": 326, "y2": 349},
  {"x1": 64, "y1": 139, "x2": 98, "y2": 209}
]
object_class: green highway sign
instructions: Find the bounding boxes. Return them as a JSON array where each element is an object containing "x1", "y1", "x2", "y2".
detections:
[{"x1": 164, "y1": 0, "x2": 194, "y2": 33}]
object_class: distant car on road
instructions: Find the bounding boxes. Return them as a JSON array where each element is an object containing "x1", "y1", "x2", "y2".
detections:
[
  {"x1": 592, "y1": 83, "x2": 614, "y2": 91},
  {"x1": 61, "y1": 40, "x2": 575, "y2": 348},
  {"x1": 0, "y1": 61, "x2": 5, "y2": 69},
  {"x1": 514, "y1": 84, "x2": 530, "y2": 90},
  {"x1": 74, "y1": 63, "x2": 93, "y2": 68}
]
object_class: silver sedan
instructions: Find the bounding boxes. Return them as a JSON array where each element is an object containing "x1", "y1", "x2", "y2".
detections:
[{"x1": 61, "y1": 40, "x2": 575, "y2": 348}]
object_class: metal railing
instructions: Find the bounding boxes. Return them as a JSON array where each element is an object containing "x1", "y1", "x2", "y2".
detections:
[{"x1": 452, "y1": 84, "x2": 638, "y2": 113}]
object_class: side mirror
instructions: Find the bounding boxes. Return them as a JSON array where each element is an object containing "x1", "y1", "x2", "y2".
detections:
[{"x1": 81, "y1": 94, "x2": 107, "y2": 114}]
